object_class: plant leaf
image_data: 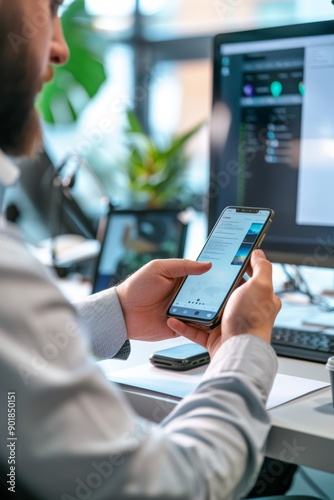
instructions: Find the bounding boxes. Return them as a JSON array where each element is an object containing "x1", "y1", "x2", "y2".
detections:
[
  {"x1": 37, "y1": 0, "x2": 107, "y2": 124},
  {"x1": 159, "y1": 122, "x2": 204, "y2": 161},
  {"x1": 126, "y1": 110, "x2": 145, "y2": 134}
]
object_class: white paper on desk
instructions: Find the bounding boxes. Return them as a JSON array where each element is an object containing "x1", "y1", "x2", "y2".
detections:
[
  {"x1": 267, "y1": 374, "x2": 328, "y2": 409},
  {"x1": 106, "y1": 364, "x2": 329, "y2": 409}
]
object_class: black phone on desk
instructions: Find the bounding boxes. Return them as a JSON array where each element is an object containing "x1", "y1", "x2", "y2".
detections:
[
  {"x1": 149, "y1": 343, "x2": 210, "y2": 371},
  {"x1": 167, "y1": 206, "x2": 275, "y2": 328}
]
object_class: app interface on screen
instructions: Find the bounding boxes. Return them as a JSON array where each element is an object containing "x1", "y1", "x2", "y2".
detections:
[{"x1": 169, "y1": 209, "x2": 270, "y2": 321}]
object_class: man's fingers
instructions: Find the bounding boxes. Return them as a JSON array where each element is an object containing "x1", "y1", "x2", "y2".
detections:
[
  {"x1": 249, "y1": 250, "x2": 273, "y2": 282},
  {"x1": 167, "y1": 318, "x2": 209, "y2": 348},
  {"x1": 243, "y1": 249, "x2": 266, "y2": 278},
  {"x1": 153, "y1": 259, "x2": 212, "y2": 279}
]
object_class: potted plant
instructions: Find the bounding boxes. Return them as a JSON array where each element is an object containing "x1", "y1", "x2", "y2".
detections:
[{"x1": 123, "y1": 110, "x2": 203, "y2": 209}]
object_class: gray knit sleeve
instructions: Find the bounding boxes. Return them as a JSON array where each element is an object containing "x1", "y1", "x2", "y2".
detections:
[{"x1": 74, "y1": 287, "x2": 130, "y2": 360}]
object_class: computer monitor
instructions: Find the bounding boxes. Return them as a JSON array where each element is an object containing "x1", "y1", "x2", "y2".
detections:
[{"x1": 209, "y1": 20, "x2": 334, "y2": 269}]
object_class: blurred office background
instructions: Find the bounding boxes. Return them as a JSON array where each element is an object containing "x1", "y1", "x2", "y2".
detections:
[
  {"x1": 8, "y1": 0, "x2": 334, "y2": 252},
  {"x1": 41, "y1": 0, "x2": 334, "y2": 214}
]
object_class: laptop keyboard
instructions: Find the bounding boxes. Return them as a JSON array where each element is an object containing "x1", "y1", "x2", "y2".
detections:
[{"x1": 271, "y1": 326, "x2": 334, "y2": 363}]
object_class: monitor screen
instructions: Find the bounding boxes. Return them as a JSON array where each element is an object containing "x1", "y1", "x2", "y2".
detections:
[{"x1": 209, "y1": 20, "x2": 334, "y2": 268}]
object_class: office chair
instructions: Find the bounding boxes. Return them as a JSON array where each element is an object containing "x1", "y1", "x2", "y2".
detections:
[
  {"x1": 1, "y1": 462, "x2": 322, "y2": 500},
  {"x1": 248, "y1": 497, "x2": 322, "y2": 499}
]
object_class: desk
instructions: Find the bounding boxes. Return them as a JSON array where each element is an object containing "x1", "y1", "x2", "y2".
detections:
[
  {"x1": 267, "y1": 385, "x2": 333, "y2": 473},
  {"x1": 99, "y1": 341, "x2": 334, "y2": 474},
  {"x1": 98, "y1": 299, "x2": 334, "y2": 475}
]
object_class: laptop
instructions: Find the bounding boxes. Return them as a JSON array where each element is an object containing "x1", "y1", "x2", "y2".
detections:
[{"x1": 92, "y1": 209, "x2": 188, "y2": 293}]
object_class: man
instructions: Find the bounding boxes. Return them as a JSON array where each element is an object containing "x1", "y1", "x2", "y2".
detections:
[{"x1": 0, "y1": 1, "x2": 281, "y2": 498}]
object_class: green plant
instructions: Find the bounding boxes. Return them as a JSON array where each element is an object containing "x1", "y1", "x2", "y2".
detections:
[
  {"x1": 124, "y1": 110, "x2": 203, "y2": 209},
  {"x1": 37, "y1": 0, "x2": 107, "y2": 124}
]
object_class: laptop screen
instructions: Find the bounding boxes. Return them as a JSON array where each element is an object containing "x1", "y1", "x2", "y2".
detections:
[{"x1": 92, "y1": 209, "x2": 188, "y2": 293}]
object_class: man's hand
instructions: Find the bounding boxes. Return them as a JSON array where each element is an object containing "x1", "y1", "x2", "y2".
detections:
[
  {"x1": 167, "y1": 250, "x2": 281, "y2": 358},
  {"x1": 116, "y1": 259, "x2": 212, "y2": 342}
]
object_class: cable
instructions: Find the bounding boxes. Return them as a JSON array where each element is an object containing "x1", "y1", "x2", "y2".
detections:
[{"x1": 276, "y1": 264, "x2": 334, "y2": 312}]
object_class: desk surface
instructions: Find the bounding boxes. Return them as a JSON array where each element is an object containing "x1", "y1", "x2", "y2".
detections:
[
  {"x1": 267, "y1": 386, "x2": 333, "y2": 472},
  {"x1": 99, "y1": 300, "x2": 334, "y2": 474}
]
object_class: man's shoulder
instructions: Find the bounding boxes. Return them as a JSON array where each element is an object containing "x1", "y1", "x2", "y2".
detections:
[{"x1": 0, "y1": 219, "x2": 52, "y2": 281}]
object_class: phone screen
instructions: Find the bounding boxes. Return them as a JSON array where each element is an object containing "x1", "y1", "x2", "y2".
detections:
[
  {"x1": 167, "y1": 206, "x2": 274, "y2": 326},
  {"x1": 152, "y1": 343, "x2": 208, "y2": 360}
]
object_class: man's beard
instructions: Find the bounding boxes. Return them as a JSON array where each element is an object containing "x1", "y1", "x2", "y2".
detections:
[{"x1": 0, "y1": 28, "x2": 43, "y2": 157}]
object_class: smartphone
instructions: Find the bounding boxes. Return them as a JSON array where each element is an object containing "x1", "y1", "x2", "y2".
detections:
[
  {"x1": 149, "y1": 343, "x2": 210, "y2": 371},
  {"x1": 167, "y1": 206, "x2": 275, "y2": 328}
]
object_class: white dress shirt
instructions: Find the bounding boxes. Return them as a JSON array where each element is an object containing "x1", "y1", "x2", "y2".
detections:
[{"x1": 0, "y1": 149, "x2": 19, "y2": 213}]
